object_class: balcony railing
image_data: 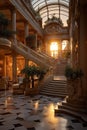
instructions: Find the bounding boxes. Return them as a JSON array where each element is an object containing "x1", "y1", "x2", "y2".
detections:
[
  {"x1": 13, "y1": 41, "x2": 52, "y2": 69},
  {"x1": 0, "y1": 38, "x2": 55, "y2": 69}
]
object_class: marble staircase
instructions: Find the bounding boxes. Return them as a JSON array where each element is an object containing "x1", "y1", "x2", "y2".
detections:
[
  {"x1": 53, "y1": 59, "x2": 67, "y2": 75},
  {"x1": 40, "y1": 76, "x2": 67, "y2": 97},
  {"x1": 39, "y1": 58, "x2": 68, "y2": 97},
  {"x1": 55, "y1": 100, "x2": 87, "y2": 122},
  {"x1": 11, "y1": 40, "x2": 55, "y2": 69}
]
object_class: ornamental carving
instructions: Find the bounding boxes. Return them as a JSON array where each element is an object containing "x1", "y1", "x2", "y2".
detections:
[{"x1": 44, "y1": 24, "x2": 68, "y2": 35}]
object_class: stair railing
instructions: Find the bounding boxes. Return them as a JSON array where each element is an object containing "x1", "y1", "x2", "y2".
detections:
[{"x1": 15, "y1": 41, "x2": 50, "y2": 68}]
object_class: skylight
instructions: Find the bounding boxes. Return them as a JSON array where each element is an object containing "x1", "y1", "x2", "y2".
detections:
[{"x1": 30, "y1": 0, "x2": 69, "y2": 27}]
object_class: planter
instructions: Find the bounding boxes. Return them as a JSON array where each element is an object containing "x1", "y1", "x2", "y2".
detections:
[
  {"x1": 66, "y1": 78, "x2": 83, "y2": 104},
  {"x1": 21, "y1": 65, "x2": 46, "y2": 88},
  {"x1": 65, "y1": 66, "x2": 84, "y2": 104},
  {"x1": 24, "y1": 87, "x2": 39, "y2": 96}
]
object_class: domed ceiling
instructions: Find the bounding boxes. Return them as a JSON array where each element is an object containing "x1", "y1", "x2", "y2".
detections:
[{"x1": 30, "y1": 0, "x2": 69, "y2": 28}]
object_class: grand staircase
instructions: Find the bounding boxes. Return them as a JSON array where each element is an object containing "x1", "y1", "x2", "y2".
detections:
[
  {"x1": 53, "y1": 59, "x2": 67, "y2": 75},
  {"x1": 1, "y1": 38, "x2": 68, "y2": 98},
  {"x1": 39, "y1": 76, "x2": 67, "y2": 97},
  {"x1": 1, "y1": 38, "x2": 54, "y2": 69},
  {"x1": 13, "y1": 41, "x2": 53, "y2": 69},
  {"x1": 39, "y1": 58, "x2": 68, "y2": 97}
]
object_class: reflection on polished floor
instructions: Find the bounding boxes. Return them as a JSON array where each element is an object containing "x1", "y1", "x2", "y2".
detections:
[{"x1": 0, "y1": 91, "x2": 86, "y2": 130}]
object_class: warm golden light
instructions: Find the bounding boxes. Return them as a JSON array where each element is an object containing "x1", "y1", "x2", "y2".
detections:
[
  {"x1": 50, "y1": 42, "x2": 58, "y2": 58},
  {"x1": 50, "y1": 42, "x2": 58, "y2": 51},
  {"x1": 44, "y1": 103, "x2": 58, "y2": 124},
  {"x1": 34, "y1": 100, "x2": 39, "y2": 111},
  {"x1": 62, "y1": 40, "x2": 68, "y2": 50},
  {"x1": 5, "y1": 96, "x2": 14, "y2": 108}
]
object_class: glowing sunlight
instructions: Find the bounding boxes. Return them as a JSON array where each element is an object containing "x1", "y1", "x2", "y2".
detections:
[{"x1": 50, "y1": 42, "x2": 58, "y2": 58}]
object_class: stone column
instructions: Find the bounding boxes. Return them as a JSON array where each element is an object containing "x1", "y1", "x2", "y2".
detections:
[
  {"x1": 12, "y1": 55, "x2": 17, "y2": 82},
  {"x1": 24, "y1": 22, "x2": 29, "y2": 65},
  {"x1": 25, "y1": 59, "x2": 29, "y2": 67},
  {"x1": 66, "y1": 3, "x2": 87, "y2": 109},
  {"x1": 79, "y1": 4, "x2": 87, "y2": 99},
  {"x1": 25, "y1": 22, "x2": 29, "y2": 38},
  {"x1": 11, "y1": 9, "x2": 17, "y2": 44},
  {"x1": 24, "y1": 22, "x2": 29, "y2": 44},
  {"x1": 34, "y1": 32, "x2": 37, "y2": 50},
  {"x1": 38, "y1": 39, "x2": 42, "y2": 52}
]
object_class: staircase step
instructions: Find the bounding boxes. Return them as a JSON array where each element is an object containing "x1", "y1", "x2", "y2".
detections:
[
  {"x1": 58, "y1": 103, "x2": 87, "y2": 113},
  {"x1": 40, "y1": 77, "x2": 67, "y2": 97},
  {"x1": 47, "y1": 86, "x2": 66, "y2": 88},
  {"x1": 43, "y1": 84, "x2": 67, "y2": 87},
  {"x1": 40, "y1": 58, "x2": 67, "y2": 98},
  {"x1": 41, "y1": 89, "x2": 67, "y2": 92},
  {"x1": 40, "y1": 92, "x2": 67, "y2": 96},
  {"x1": 40, "y1": 92, "x2": 67, "y2": 97},
  {"x1": 55, "y1": 108, "x2": 87, "y2": 122},
  {"x1": 62, "y1": 101, "x2": 87, "y2": 109},
  {"x1": 48, "y1": 82, "x2": 67, "y2": 84},
  {"x1": 41, "y1": 88, "x2": 67, "y2": 91}
]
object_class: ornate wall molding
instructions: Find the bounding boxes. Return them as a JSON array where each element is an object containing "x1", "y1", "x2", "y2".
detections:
[{"x1": 44, "y1": 22, "x2": 69, "y2": 40}]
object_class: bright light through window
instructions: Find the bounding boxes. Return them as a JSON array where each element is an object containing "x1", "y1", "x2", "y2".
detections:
[
  {"x1": 62, "y1": 40, "x2": 68, "y2": 50},
  {"x1": 50, "y1": 42, "x2": 58, "y2": 51},
  {"x1": 50, "y1": 42, "x2": 58, "y2": 58}
]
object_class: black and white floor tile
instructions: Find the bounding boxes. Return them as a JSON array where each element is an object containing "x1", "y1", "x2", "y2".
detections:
[{"x1": 0, "y1": 91, "x2": 87, "y2": 130}]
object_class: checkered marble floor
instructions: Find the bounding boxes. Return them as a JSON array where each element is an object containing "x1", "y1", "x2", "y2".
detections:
[{"x1": 0, "y1": 91, "x2": 87, "y2": 130}]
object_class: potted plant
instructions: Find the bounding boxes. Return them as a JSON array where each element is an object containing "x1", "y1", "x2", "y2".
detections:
[
  {"x1": 65, "y1": 65, "x2": 84, "y2": 102},
  {"x1": 21, "y1": 65, "x2": 46, "y2": 95},
  {"x1": 65, "y1": 65, "x2": 83, "y2": 80}
]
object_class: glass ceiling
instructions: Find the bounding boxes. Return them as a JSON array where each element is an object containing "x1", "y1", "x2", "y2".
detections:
[{"x1": 30, "y1": 0, "x2": 69, "y2": 28}]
